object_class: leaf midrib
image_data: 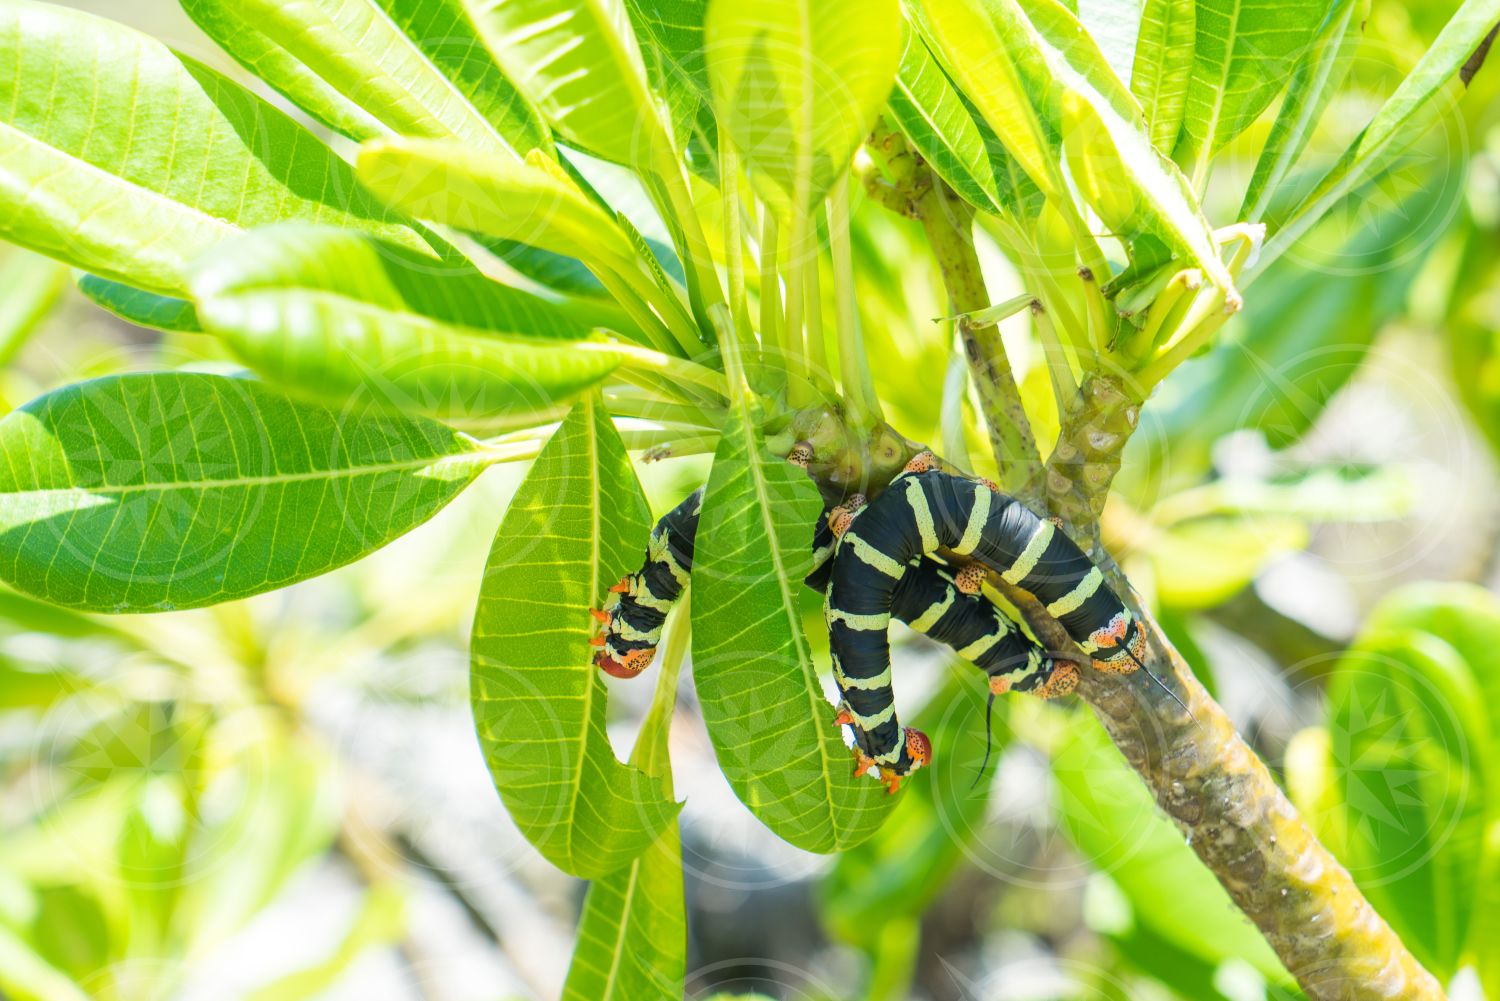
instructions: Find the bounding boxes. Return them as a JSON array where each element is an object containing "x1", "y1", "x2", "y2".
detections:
[
  {"x1": 730, "y1": 392, "x2": 844, "y2": 844},
  {"x1": 1, "y1": 448, "x2": 485, "y2": 497}
]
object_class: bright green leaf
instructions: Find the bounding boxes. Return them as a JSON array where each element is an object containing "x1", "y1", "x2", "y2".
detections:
[
  {"x1": 471, "y1": 396, "x2": 679, "y2": 878},
  {"x1": 357, "y1": 139, "x2": 637, "y2": 269},
  {"x1": 887, "y1": 25, "x2": 1032, "y2": 218},
  {"x1": 0, "y1": 1, "x2": 426, "y2": 297},
  {"x1": 190, "y1": 225, "x2": 627, "y2": 420},
  {"x1": 0, "y1": 373, "x2": 489, "y2": 612},
  {"x1": 1240, "y1": 0, "x2": 1367, "y2": 222},
  {"x1": 1323, "y1": 621, "x2": 1490, "y2": 977},
  {"x1": 1172, "y1": 0, "x2": 1332, "y2": 178},
  {"x1": 76, "y1": 276, "x2": 201, "y2": 334},
  {"x1": 691, "y1": 396, "x2": 893, "y2": 853},
  {"x1": 466, "y1": 0, "x2": 670, "y2": 166},
  {"x1": 1260, "y1": 0, "x2": 1500, "y2": 272},
  {"x1": 180, "y1": 0, "x2": 550, "y2": 159},
  {"x1": 705, "y1": 0, "x2": 902, "y2": 215},
  {"x1": 562, "y1": 605, "x2": 687, "y2": 1001},
  {"x1": 1128, "y1": 0, "x2": 1194, "y2": 152}
]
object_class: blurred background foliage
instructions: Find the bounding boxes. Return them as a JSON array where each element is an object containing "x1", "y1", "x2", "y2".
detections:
[{"x1": 1, "y1": 0, "x2": 1499, "y2": 999}]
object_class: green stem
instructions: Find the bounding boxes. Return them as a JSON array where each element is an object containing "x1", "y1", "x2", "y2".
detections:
[
  {"x1": 828, "y1": 175, "x2": 882, "y2": 431},
  {"x1": 649, "y1": 142, "x2": 725, "y2": 321},
  {"x1": 759, "y1": 209, "x2": 785, "y2": 370},
  {"x1": 591, "y1": 266, "x2": 683, "y2": 357},
  {"x1": 596, "y1": 342, "x2": 731, "y2": 400}
]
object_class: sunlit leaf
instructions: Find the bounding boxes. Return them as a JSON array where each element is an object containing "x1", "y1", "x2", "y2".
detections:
[
  {"x1": 471, "y1": 396, "x2": 679, "y2": 878},
  {"x1": 190, "y1": 225, "x2": 628, "y2": 419},
  {"x1": 0, "y1": 373, "x2": 490, "y2": 612},
  {"x1": 705, "y1": 0, "x2": 902, "y2": 215},
  {"x1": 691, "y1": 395, "x2": 893, "y2": 852},
  {"x1": 1128, "y1": 0, "x2": 1194, "y2": 152},
  {"x1": 76, "y1": 276, "x2": 201, "y2": 334},
  {"x1": 181, "y1": 0, "x2": 549, "y2": 158},
  {"x1": 466, "y1": 0, "x2": 670, "y2": 166},
  {"x1": 0, "y1": 1, "x2": 425, "y2": 297}
]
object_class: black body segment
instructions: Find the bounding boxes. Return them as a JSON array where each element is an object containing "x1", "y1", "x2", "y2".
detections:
[
  {"x1": 594, "y1": 488, "x2": 701, "y2": 677},
  {"x1": 825, "y1": 469, "x2": 1142, "y2": 767}
]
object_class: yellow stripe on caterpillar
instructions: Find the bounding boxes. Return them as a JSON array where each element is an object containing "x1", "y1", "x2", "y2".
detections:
[
  {"x1": 826, "y1": 606, "x2": 892, "y2": 632},
  {"x1": 843, "y1": 532, "x2": 906, "y2": 579},
  {"x1": 1001, "y1": 520, "x2": 1054, "y2": 584},
  {"x1": 834, "y1": 658, "x2": 893, "y2": 690},
  {"x1": 848, "y1": 702, "x2": 896, "y2": 729},
  {"x1": 1046, "y1": 566, "x2": 1104, "y2": 617},
  {"x1": 906, "y1": 585, "x2": 956, "y2": 632},
  {"x1": 904, "y1": 477, "x2": 940, "y2": 552},
  {"x1": 951, "y1": 482, "x2": 991, "y2": 556},
  {"x1": 956, "y1": 629, "x2": 1004, "y2": 660}
]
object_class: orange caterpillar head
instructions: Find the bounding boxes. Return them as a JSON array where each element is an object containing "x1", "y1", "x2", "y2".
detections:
[
  {"x1": 904, "y1": 728, "x2": 933, "y2": 771},
  {"x1": 593, "y1": 646, "x2": 656, "y2": 679}
]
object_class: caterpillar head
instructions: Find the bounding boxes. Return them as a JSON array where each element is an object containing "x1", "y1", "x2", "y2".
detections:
[{"x1": 594, "y1": 645, "x2": 656, "y2": 679}]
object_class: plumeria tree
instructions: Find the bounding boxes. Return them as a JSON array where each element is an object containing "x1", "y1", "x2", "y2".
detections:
[{"x1": 0, "y1": 0, "x2": 1497, "y2": 998}]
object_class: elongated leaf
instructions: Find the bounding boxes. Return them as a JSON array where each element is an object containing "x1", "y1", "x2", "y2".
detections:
[
  {"x1": 705, "y1": 0, "x2": 901, "y2": 215},
  {"x1": 358, "y1": 139, "x2": 637, "y2": 268},
  {"x1": 466, "y1": 0, "x2": 670, "y2": 166},
  {"x1": 0, "y1": 373, "x2": 488, "y2": 612},
  {"x1": 0, "y1": 247, "x2": 67, "y2": 365},
  {"x1": 1260, "y1": 0, "x2": 1500, "y2": 271},
  {"x1": 1240, "y1": 0, "x2": 1366, "y2": 222},
  {"x1": 471, "y1": 396, "x2": 679, "y2": 877},
  {"x1": 691, "y1": 397, "x2": 893, "y2": 852},
  {"x1": 887, "y1": 26, "x2": 1010, "y2": 216},
  {"x1": 1129, "y1": 0, "x2": 1194, "y2": 152},
  {"x1": 1173, "y1": 0, "x2": 1333, "y2": 173},
  {"x1": 1322, "y1": 620, "x2": 1490, "y2": 977},
  {"x1": 180, "y1": 0, "x2": 549, "y2": 159},
  {"x1": 562, "y1": 604, "x2": 687, "y2": 1001},
  {"x1": 909, "y1": 0, "x2": 1062, "y2": 194},
  {"x1": 0, "y1": 1, "x2": 425, "y2": 297},
  {"x1": 190, "y1": 225, "x2": 627, "y2": 419},
  {"x1": 77, "y1": 276, "x2": 201, "y2": 334},
  {"x1": 1077, "y1": 0, "x2": 1143, "y2": 85},
  {"x1": 624, "y1": 0, "x2": 718, "y2": 161}
]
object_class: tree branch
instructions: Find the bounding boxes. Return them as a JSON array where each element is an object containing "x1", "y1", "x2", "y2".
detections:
[
  {"x1": 861, "y1": 121, "x2": 1046, "y2": 508},
  {"x1": 788, "y1": 403, "x2": 1446, "y2": 1001}
]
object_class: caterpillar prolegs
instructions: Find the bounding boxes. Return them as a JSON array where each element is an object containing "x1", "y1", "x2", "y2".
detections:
[{"x1": 824, "y1": 453, "x2": 1147, "y2": 778}]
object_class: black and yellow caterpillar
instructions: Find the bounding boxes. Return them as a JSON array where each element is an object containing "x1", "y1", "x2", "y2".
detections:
[
  {"x1": 593, "y1": 476, "x2": 1079, "y2": 792},
  {"x1": 824, "y1": 452, "x2": 1146, "y2": 781}
]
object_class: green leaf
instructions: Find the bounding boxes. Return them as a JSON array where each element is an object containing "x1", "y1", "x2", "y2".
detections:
[
  {"x1": 0, "y1": 1, "x2": 425, "y2": 297},
  {"x1": 691, "y1": 396, "x2": 893, "y2": 853},
  {"x1": 467, "y1": 0, "x2": 670, "y2": 166},
  {"x1": 624, "y1": 0, "x2": 719, "y2": 163},
  {"x1": 886, "y1": 26, "x2": 1015, "y2": 217},
  {"x1": 76, "y1": 276, "x2": 201, "y2": 334},
  {"x1": 706, "y1": 0, "x2": 902, "y2": 215},
  {"x1": 0, "y1": 372, "x2": 489, "y2": 612},
  {"x1": 471, "y1": 396, "x2": 679, "y2": 878},
  {"x1": 357, "y1": 139, "x2": 637, "y2": 268},
  {"x1": 1320, "y1": 617, "x2": 1491, "y2": 977},
  {"x1": 1260, "y1": 0, "x2": 1500, "y2": 271},
  {"x1": 562, "y1": 603, "x2": 687, "y2": 1001},
  {"x1": 1128, "y1": 0, "x2": 1194, "y2": 152},
  {"x1": 0, "y1": 247, "x2": 67, "y2": 366},
  {"x1": 190, "y1": 225, "x2": 627, "y2": 419},
  {"x1": 180, "y1": 0, "x2": 550, "y2": 158},
  {"x1": 1172, "y1": 0, "x2": 1332, "y2": 176},
  {"x1": 1051, "y1": 712, "x2": 1292, "y2": 982},
  {"x1": 1239, "y1": 0, "x2": 1367, "y2": 222},
  {"x1": 1077, "y1": 0, "x2": 1143, "y2": 86}
]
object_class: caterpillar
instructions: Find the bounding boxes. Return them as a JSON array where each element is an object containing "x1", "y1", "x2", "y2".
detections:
[
  {"x1": 824, "y1": 452, "x2": 1146, "y2": 781},
  {"x1": 592, "y1": 488, "x2": 1073, "y2": 724},
  {"x1": 591, "y1": 489, "x2": 701, "y2": 679}
]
